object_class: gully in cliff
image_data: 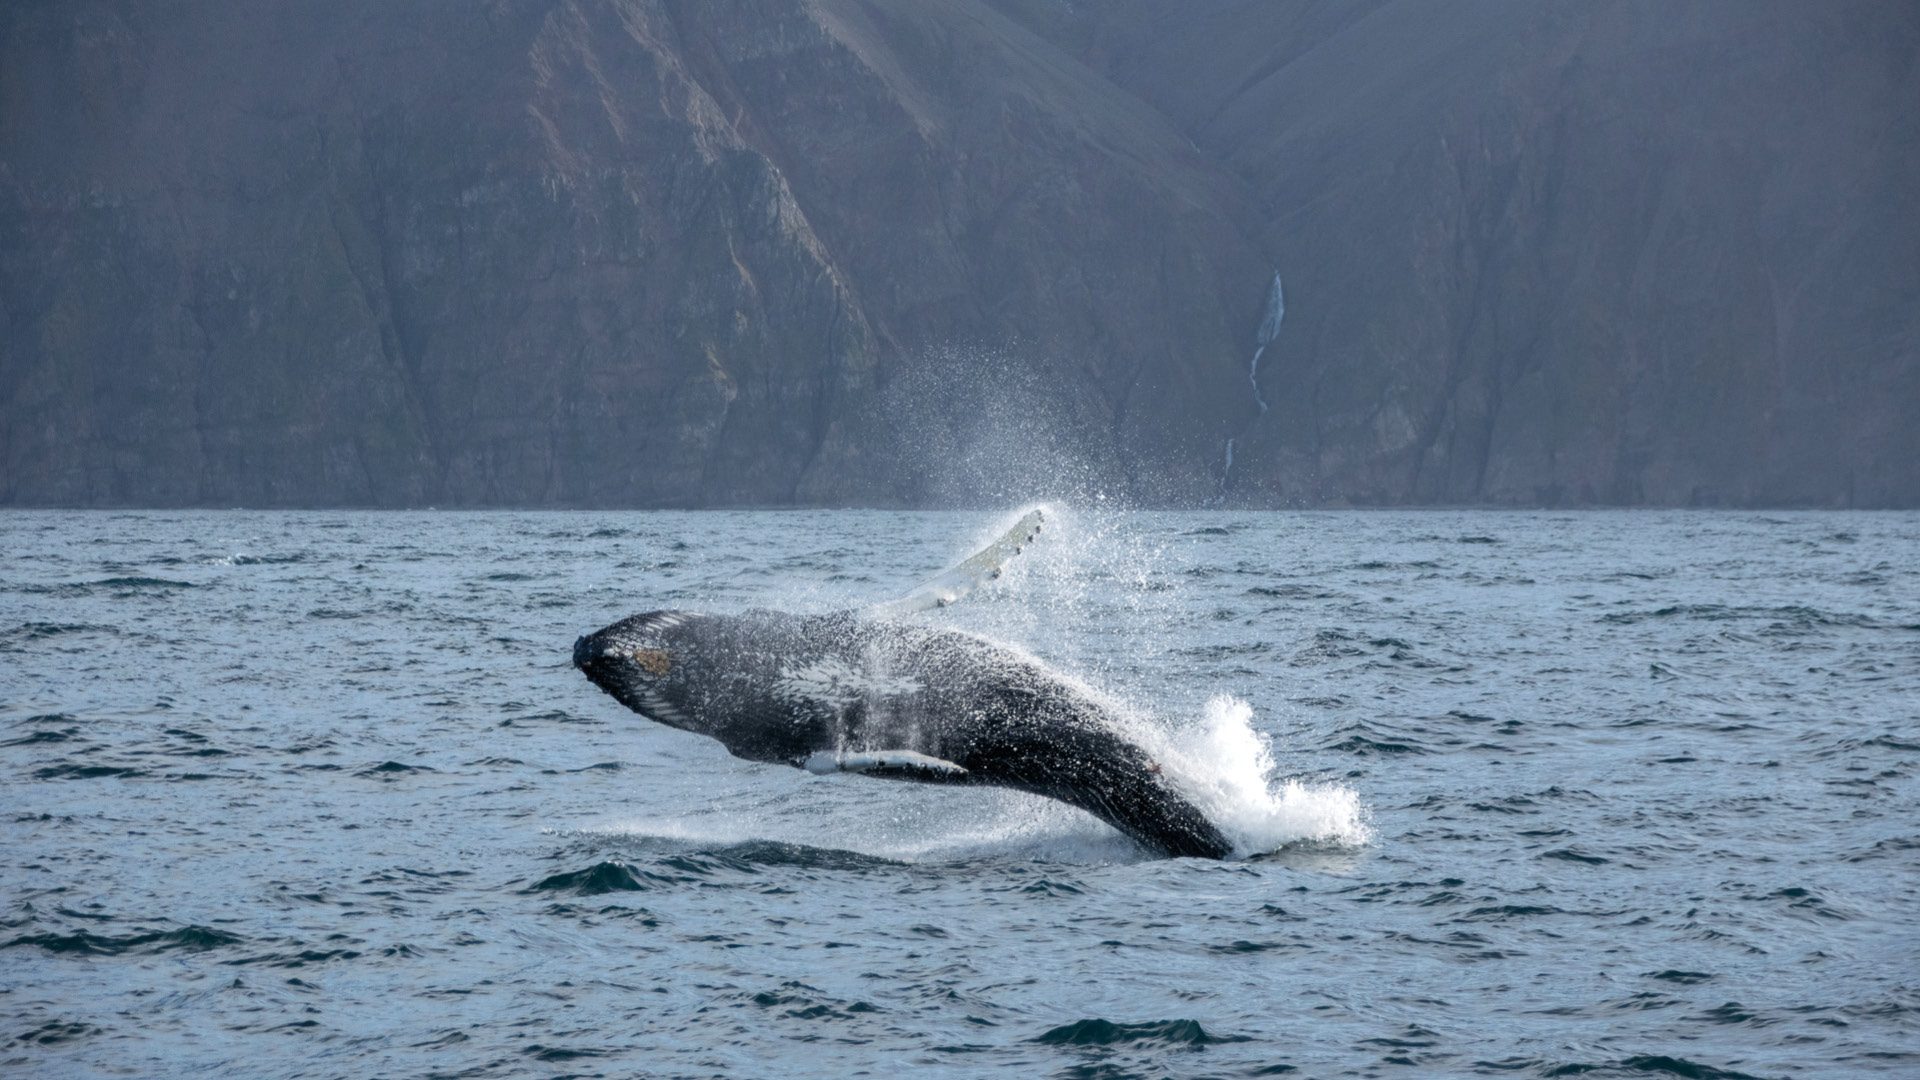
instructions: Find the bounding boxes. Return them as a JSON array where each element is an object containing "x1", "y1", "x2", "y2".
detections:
[{"x1": 572, "y1": 509, "x2": 1233, "y2": 859}]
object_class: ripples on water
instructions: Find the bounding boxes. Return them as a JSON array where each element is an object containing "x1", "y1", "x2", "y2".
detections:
[{"x1": 2, "y1": 509, "x2": 1915, "y2": 1078}]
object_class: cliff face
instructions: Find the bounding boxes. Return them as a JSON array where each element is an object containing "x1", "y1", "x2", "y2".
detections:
[
  {"x1": 0, "y1": 0, "x2": 1270, "y2": 506},
  {"x1": 2, "y1": 0, "x2": 1914, "y2": 507},
  {"x1": 1278, "y1": 1, "x2": 1920, "y2": 508},
  {"x1": 996, "y1": 0, "x2": 1920, "y2": 507}
]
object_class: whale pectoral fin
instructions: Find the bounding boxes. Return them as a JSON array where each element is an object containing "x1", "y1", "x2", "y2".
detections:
[
  {"x1": 865, "y1": 508, "x2": 1045, "y2": 619},
  {"x1": 803, "y1": 749, "x2": 969, "y2": 783}
]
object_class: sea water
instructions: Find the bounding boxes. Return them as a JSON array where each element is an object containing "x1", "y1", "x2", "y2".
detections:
[{"x1": 2, "y1": 509, "x2": 1915, "y2": 1078}]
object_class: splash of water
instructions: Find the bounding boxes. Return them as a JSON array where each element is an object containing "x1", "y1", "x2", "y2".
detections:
[
  {"x1": 1163, "y1": 695, "x2": 1370, "y2": 855},
  {"x1": 873, "y1": 344, "x2": 1128, "y2": 506},
  {"x1": 940, "y1": 502, "x2": 1177, "y2": 680},
  {"x1": 940, "y1": 506, "x2": 1370, "y2": 857},
  {"x1": 594, "y1": 504, "x2": 1368, "y2": 862}
]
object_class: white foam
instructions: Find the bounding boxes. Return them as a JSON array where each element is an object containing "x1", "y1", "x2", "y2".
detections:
[
  {"x1": 1159, "y1": 695, "x2": 1371, "y2": 856},
  {"x1": 940, "y1": 508, "x2": 1372, "y2": 859}
]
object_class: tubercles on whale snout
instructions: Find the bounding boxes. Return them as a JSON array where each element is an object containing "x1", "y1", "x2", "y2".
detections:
[
  {"x1": 573, "y1": 612, "x2": 702, "y2": 733},
  {"x1": 571, "y1": 633, "x2": 598, "y2": 672},
  {"x1": 570, "y1": 628, "x2": 644, "y2": 687},
  {"x1": 572, "y1": 611, "x2": 687, "y2": 691}
]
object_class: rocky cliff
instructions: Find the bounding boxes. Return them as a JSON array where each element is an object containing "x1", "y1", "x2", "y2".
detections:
[{"x1": 3, "y1": 0, "x2": 1914, "y2": 507}]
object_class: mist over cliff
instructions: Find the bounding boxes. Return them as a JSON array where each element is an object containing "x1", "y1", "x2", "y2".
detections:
[{"x1": 3, "y1": 0, "x2": 1915, "y2": 507}]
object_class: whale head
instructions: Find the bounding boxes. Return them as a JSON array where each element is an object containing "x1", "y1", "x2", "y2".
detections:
[{"x1": 572, "y1": 610, "x2": 701, "y2": 730}]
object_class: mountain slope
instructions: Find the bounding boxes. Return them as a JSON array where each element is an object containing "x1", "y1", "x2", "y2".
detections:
[
  {"x1": 995, "y1": 0, "x2": 1920, "y2": 506},
  {"x1": 3, "y1": 0, "x2": 1914, "y2": 506},
  {"x1": 0, "y1": 0, "x2": 1269, "y2": 506}
]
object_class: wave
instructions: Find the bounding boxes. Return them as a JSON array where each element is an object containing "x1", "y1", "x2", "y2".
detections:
[
  {"x1": 3, "y1": 621, "x2": 121, "y2": 642},
  {"x1": 527, "y1": 860, "x2": 664, "y2": 895},
  {"x1": 93, "y1": 576, "x2": 196, "y2": 589},
  {"x1": 5, "y1": 926, "x2": 243, "y2": 956},
  {"x1": 1599, "y1": 603, "x2": 1882, "y2": 630},
  {"x1": 12, "y1": 576, "x2": 197, "y2": 596},
  {"x1": 529, "y1": 842, "x2": 906, "y2": 895},
  {"x1": 1506, "y1": 1055, "x2": 1770, "y2": 1079},
  {"x1": 1032, "y1": 1018, "x2": 1246, "y2": 1046},
  {"x1": 33, "y1": 764, "x2": 146, "y2": 780},
  {"x1": 203, "y1": 553, "x2": 304, "y2": 566}
]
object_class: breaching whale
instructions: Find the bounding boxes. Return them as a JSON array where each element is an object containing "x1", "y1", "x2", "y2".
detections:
[{"x1": 572, "y1": 510, "x2": 1232, "y2": 859}]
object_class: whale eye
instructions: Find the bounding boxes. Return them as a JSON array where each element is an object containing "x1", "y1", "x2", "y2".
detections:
[{"x1": 630, "y1": 648, "x2": 672, "y2": 676}]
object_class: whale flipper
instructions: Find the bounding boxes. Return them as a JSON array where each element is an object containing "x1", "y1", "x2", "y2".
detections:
[
  {"x1": 866, "y1": 508, "x2": 1045, "y2": 619},
  {"x1": 804, "y1": 749, "x2": 970, "y2": 782}
]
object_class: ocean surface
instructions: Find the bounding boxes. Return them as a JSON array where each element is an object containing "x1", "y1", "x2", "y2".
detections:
[{"x1": 2, "y1": 508, "x2": 1915, "y2": 1079}]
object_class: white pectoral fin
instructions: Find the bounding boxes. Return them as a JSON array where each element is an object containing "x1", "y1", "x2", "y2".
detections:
[
  {"x1": 803, "y1": 749, "x2": 969, "y2": 780},
  {"x1": 865, "y1": 507, "x2": 1045, "y2": 619}
]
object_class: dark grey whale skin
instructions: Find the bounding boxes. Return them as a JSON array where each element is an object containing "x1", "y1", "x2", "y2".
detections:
[{"x1": 573, "y1": 609, "x2": 1232, "y2": 860}]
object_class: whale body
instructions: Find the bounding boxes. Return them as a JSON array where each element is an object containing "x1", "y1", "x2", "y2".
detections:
[{"x1": 572, "y1": 606, "x2": 1233, "y2": 859}]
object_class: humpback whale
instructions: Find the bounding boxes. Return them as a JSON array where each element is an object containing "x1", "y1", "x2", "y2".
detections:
[{"x1": 572, "y1": 511, "x2": 1233, "y2": 859}]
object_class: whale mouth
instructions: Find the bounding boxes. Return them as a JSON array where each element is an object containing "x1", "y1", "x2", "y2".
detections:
[{"x1": 572, "y1": 631, "x2": 626, "y2": 693}]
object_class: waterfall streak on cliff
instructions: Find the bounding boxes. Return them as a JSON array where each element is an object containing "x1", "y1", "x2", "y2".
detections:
[
  {"x1": 1249, "y1": 272, "x2": 1284, "y2": 413},
  {"x1": 1222, "y1": 271, "x2": 1284, "y2": 493}
]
